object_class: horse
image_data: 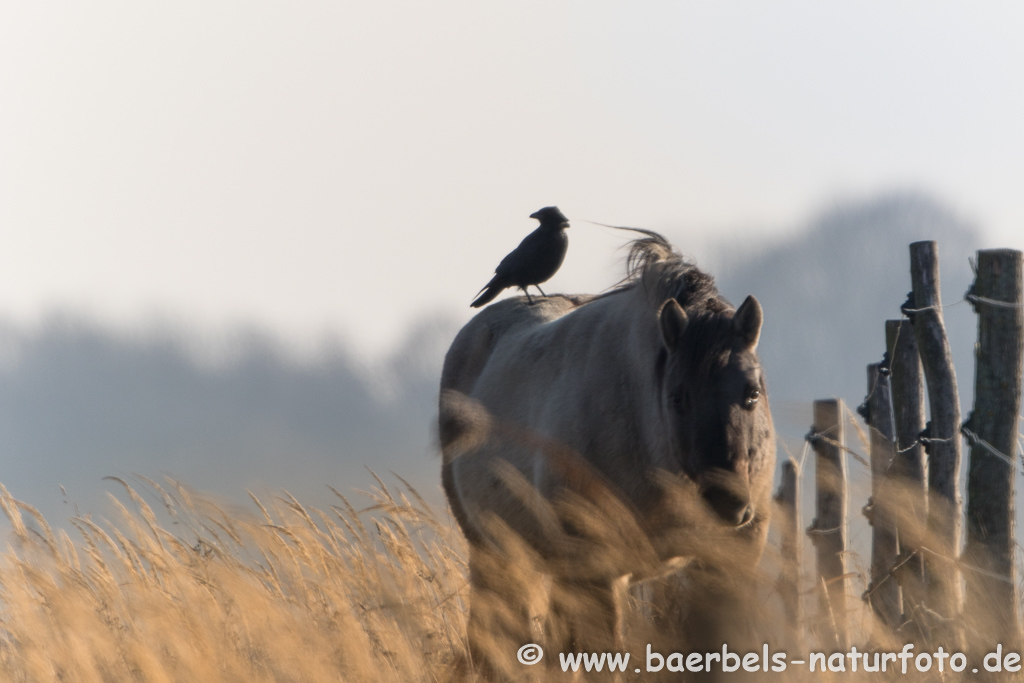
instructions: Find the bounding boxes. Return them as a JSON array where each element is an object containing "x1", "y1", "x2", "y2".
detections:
[{"x1": 439, "y1": 233, "x2": 776, "y2": 680}]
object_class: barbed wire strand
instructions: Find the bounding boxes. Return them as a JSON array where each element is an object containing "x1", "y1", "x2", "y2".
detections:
[
  {"x1": 964, "y1": 293, "x2": 1024, "y2": 310},
  {"x1": 961, "y1": 426, "x2": 1021, "y2": 471},
  {"x1": 805, "y1": 430, "x2": 870, "y2": 469}
]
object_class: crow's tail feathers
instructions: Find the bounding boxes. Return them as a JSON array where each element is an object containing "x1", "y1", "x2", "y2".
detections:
[{"x1": 470, "y1": 280, "x2": 504, "y2": 308}]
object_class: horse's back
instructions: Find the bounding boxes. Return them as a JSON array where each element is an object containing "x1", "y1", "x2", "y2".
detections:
[{"x1": 441, "y1": 295, "x2": 587, "y2": 398}]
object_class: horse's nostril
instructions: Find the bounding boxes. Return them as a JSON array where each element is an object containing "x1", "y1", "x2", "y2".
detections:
[{"x1": 739, "y1": 506, "x2": 754, "y2": 526}]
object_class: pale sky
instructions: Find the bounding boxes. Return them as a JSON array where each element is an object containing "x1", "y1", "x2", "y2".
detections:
[{"x1": 3, "y1": 2, "x2": 1023, "y2": 359}]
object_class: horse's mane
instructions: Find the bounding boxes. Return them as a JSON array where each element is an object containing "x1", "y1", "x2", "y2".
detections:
[
  {"x1": 616, "y1": 232, "x2": 731, "y2": 315},
  {"x1": 612, "y1": 232, "x2": 741, "y2": 376}
]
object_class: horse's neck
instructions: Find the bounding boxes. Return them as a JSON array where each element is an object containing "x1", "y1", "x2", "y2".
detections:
[
  {"x1": 615, "y1": 285, "x2": 664, "y2": 374},
  {"x1": 585, "y1": 287, "x2": 669, "y2": 444}
]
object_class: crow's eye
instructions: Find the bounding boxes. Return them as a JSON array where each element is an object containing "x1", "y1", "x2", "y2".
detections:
[
  {"x1": 669, "y1": 390, "x2": 683, "y2": 406},
  {"x1": 743, "y1": 386, "x2": 760, "y2": 409}
]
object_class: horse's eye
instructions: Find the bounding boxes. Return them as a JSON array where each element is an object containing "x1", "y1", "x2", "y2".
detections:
[{"x1": 743, "y1": 387, "x2": 760, "y2": 409}]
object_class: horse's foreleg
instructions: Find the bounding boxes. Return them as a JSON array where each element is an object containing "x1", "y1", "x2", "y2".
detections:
[
  {"x1": 466, "y1": 545, "x2": 539, "y2": 682},
  {"x1": 547, "y1": 578, "x2": 624, "y2": 681},
  {"x1": 674, "y1": 563, "x2": 763, "y2": 682}
]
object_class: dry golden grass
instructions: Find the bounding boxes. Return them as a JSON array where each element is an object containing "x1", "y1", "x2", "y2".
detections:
[
  {"x1": 0, "y1": 447, "x2": 1014, "y2": 682},
  {"x1": 0, "y1": 475, "x2": 469, "y2": 682}
]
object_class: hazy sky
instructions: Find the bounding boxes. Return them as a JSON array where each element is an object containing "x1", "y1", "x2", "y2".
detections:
[{"x1": 3, "y1": 2, "x2": 1023, "y2": 359}]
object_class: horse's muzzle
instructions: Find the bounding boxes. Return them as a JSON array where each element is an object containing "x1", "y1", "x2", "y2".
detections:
[{"x1": 701, "y1": 485, "x2": 753, "y2": 527}]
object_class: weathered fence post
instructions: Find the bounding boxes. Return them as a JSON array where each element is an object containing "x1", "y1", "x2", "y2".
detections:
[
  {"x1": 907, "y1": 241, "x2": 962, "y2": 632},
  {"x1": 885, "y1": 319, "x2": 928, "y2": 625},
  {"x1": 862, "y1": 363, "x2": 901, "y2": 629},
  {"x1": 962, "y1": 249, "x2": 1024, "y2": 650},
  {"x1": 807, "y1": 399, "x2": 848, "y2": 649},
  {"x1": 775, "y1": 460, "x2": 802, "y2": 629}
]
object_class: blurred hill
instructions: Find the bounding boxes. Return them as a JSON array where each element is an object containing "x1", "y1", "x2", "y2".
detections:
[
  {"x1": 714, "y1": 190, "x2": 980, "y2": 444},
  {"x1": 0, "y1": 314, "x2": 458, "y2": 523},
  {"x1": 0, "y1": 190, "x2": 987, "y2": 527}
]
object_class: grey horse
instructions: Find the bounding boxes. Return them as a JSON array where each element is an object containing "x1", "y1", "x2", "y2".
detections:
[{"x1": 440, "y1": 233, "x2": 776, "y2": 680}]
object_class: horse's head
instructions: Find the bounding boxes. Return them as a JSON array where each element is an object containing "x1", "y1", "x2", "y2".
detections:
[{"x1": 658, "y1": 294, "x2": 774, "y2": 527}]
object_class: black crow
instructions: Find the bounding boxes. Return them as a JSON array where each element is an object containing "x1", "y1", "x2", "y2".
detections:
[{"x1": 471, "y1": 206, "x2": 570, "y2": 308}]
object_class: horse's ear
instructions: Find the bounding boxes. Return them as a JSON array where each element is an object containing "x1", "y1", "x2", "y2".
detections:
[
  {"x1": 733, "y1": 295, "x2": 763, "y2": 351},
  {"x1": 659, "y1": 299, "x2": 688, "y2": 351}
]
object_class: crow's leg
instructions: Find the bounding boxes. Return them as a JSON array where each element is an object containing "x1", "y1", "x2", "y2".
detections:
[
  {"x1": 535, "y1": 285, "x2": 548, "y2": 298},
  {"x1": 523, "y1": 288, "x2": 535, "y2": 305}
]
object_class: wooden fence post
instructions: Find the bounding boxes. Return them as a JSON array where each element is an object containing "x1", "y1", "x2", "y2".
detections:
[
  {"x1": 907, "y1": 241, "x2": 963, "y2": 631},
  {"x1": 862, "y1": 363, "x2": 901, "y2": 629},
  {"x1": 962, "y1": 249, "x2": 1024, "y2": 650},
  {"x1": 885, "y1": 319, "x2": 927, "y2": 626},
  {"x1": 807, "y1": 399, "x2": 848, "y2": 649},
  {"x1": 775, "y1": 460, "x2": 802, "y2": 629}
]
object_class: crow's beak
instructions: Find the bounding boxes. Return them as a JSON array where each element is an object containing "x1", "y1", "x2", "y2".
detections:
[{"x1": 529, "y1": 211, "x2": 541, "y2": 219}]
